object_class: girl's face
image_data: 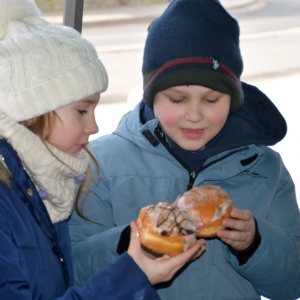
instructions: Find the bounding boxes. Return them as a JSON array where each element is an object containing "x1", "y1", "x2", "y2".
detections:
[
  {"x1": 153, "y1": 85, "x2": 231, "y2": 151},
  {"x1": 47, "y1": 93, "x2": 100, "y2": 156}
]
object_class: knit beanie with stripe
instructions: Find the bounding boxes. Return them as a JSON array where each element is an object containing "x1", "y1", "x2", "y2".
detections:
[{"x1": 142, "y1": 0, "x2": 244, "y2": 113}]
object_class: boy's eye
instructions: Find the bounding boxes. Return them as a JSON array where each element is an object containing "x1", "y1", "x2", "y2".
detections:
[
  {"x1": 170, "y1": 98, "x2": 183, "y2": 103},
  {"x1": 206, "y1": 98, "x2": 218, "y2": 103},
  {"x1": 78, "y1": 109, "x2": 87, "y2": 115}
]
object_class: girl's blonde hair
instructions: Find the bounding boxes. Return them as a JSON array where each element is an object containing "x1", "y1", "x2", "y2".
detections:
[{"x1": 22, "y1": 112, "x2": 100, "y2": 220}]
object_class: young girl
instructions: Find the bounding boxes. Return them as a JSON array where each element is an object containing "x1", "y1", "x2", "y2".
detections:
[
  {"x1": 69, "y1": 0, "x2": 300, "y2": 299},
  {"x1": 0, "y1": 0, "x2": 206, "y2": 298}
]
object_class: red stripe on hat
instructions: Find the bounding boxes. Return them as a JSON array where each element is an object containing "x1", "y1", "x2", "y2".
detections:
[
  {"x1": 218, "y1": 61, "x2": 241, "y2": 88},
  {"x1": 144, "y1": 58, "x2": 240, "y2": 93}
]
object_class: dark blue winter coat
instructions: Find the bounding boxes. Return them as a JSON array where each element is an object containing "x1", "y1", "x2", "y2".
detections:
[{"x1": 0, "y1": 139, "x2": 159, "y2": 299}]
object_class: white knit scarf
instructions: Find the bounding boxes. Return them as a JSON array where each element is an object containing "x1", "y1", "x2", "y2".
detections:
[{"x1": 0, "y1": 113, "x2": 90, "y2": 223}]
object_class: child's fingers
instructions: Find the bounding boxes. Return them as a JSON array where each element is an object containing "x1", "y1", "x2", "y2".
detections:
[
  {"x1": 128, "y1": 221, "x2": 141, "y2": 254},
  {"x1": 162, "y1": 239, "x2": 206, "y2": 272},
  {"x1": 231, "y1": 207, "x2": 252, "y2": 221},
  {"x1": 187, "y1": 240, "x2": 206, "y2": 261},
  {"x1": 222, "y1": 218, "x2": 243, "y2": 231},
  {"x1": 217, "y1": 228, "x2": 241, "y2": 241},
  {"x1": 223, "y1": 216, "x2": 254, "y2": 233}
]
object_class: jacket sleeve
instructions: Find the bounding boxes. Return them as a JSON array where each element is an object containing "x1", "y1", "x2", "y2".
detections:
[
  {"x1": 0, "y1": 232, "x2": 158, "y2": 300},
  {"x1": 224, "y1": 155, "x2": 300, "y2": 299},
  {"x1": 58, "y1": 253, "x2": 160, "y2": 300},
  {"x1": 69, "y1": 161, "x2": 128, "y2": 286}
]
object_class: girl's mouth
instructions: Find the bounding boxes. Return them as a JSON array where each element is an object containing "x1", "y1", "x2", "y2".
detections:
[{"x1": 75, "y1": 144, "x2": 86, "y2": 150}]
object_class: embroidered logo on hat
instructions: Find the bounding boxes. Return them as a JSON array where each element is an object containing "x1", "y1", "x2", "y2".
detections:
[{"x1": 211, "y1": 57, "x2": 220, "y2": 70}]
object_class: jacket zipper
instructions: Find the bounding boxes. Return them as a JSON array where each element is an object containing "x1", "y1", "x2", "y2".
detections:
[{"x1": 154, "y1": 125, "x2": 250, "y2": 191}]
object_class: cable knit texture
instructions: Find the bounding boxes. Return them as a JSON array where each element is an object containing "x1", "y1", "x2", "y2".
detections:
[
  {"x1": 0, "y1": 0, "x2": 108, "y2": 122},
  {"x1": 0, "y1": 113, "x2": 89, "y2": 223}
]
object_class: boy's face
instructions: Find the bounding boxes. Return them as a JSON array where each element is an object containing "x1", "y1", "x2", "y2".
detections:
[{"x1": 153, "y1": 85, "x2": 230, "y2": 151}]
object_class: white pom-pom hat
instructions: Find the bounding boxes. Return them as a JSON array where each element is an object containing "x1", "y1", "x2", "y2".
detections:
[{"x1": 0, "y1": 0, "x2": 108, "y2": 121}]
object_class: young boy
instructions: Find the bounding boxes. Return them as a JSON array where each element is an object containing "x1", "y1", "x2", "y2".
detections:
[{"x1": 69, "y1": 0, "x2": 300, "y2": 298}]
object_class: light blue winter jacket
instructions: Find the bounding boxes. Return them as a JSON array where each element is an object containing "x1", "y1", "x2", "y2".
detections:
[{"x1": 69, "y1": 83, "x2": 300, "y2": 299}]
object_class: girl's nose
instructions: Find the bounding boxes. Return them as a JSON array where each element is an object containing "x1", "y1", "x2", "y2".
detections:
[{"x1": 86, "y1": 117, "x2": 99, "y2": 135}]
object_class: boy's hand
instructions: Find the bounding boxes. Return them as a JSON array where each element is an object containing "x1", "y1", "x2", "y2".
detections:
[
  {"x1": 128, "y1": 221, "x2": 206, "y2": 285},
  {"x1": 216, "y1": 207, "x2": 255, "y2": 251}
]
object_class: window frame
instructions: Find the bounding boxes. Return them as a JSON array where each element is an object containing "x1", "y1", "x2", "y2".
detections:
[{"x1": 63, "y1": 0, "x2": 84, "y2": 33}]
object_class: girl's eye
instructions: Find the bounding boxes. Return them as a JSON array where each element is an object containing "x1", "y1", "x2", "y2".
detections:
[{"x1": 78, "y1": 110, "x2": 87, "y2": 115}]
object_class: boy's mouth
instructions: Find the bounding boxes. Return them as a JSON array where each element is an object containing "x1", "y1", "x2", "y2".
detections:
[
  {"x1": 183, "y1": 128, "x2": 202, "y2": 133},
  {"x1": 181, "y1": 128, "x2": 204, "y2": 139}
]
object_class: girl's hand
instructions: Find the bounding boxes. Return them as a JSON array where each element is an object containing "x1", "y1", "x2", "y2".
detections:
[
  {"x1": 216, "y1": 207, "x2": 255, "y2": 251},
  {"x1": 127, "y1": 221, "x2": 206, "y2": 285}
]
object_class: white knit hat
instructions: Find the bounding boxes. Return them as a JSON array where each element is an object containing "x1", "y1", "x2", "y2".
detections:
[{"x1": 0, "y1": 0, "x2": 108, "y2": 122}]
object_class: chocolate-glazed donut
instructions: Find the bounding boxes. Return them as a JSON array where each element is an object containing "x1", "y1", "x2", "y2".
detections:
[{"x1": 137, "y1": 202, "x2": 196, "y2": 256}]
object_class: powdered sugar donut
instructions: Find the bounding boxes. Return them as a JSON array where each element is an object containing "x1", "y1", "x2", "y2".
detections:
[
  {"x1": 137, "y1": 202, "x2": 196, "y2": 256},
  {"x1": 177, "y1": 185, "x2": 232, "y2": 238}
]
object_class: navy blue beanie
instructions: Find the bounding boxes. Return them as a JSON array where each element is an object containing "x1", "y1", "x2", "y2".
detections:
[{"x1": 142, "y1": 0, "x2": 244, "y2": 113}]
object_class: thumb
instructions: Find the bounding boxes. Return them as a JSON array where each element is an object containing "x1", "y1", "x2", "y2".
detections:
[
  {"x1": 160, "y1": 239, "x2": 205, "y2": 274},
  {"x1": 174, "y1": 195, "x2": 182, "y2": 206},
  {"x1": 128, "y1": 221, "x2": 141, "y2": 255}
]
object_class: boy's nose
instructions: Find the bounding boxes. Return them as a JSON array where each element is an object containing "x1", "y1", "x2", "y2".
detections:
[{"x1": 185, "y1": 105, "x2": 204, "y2": 123}]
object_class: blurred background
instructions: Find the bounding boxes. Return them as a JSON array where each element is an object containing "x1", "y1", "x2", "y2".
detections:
[{"x1": 36, "y1": 0, "x2": 171, "y2": 11}]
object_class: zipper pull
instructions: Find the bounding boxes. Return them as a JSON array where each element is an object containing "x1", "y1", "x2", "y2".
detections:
[
  {"x1": 187, "y1": 171, "x2": 197, "y2": 190},
  {"x1": 190, "y1": 171, "x2": 196, "y2": 179}
]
